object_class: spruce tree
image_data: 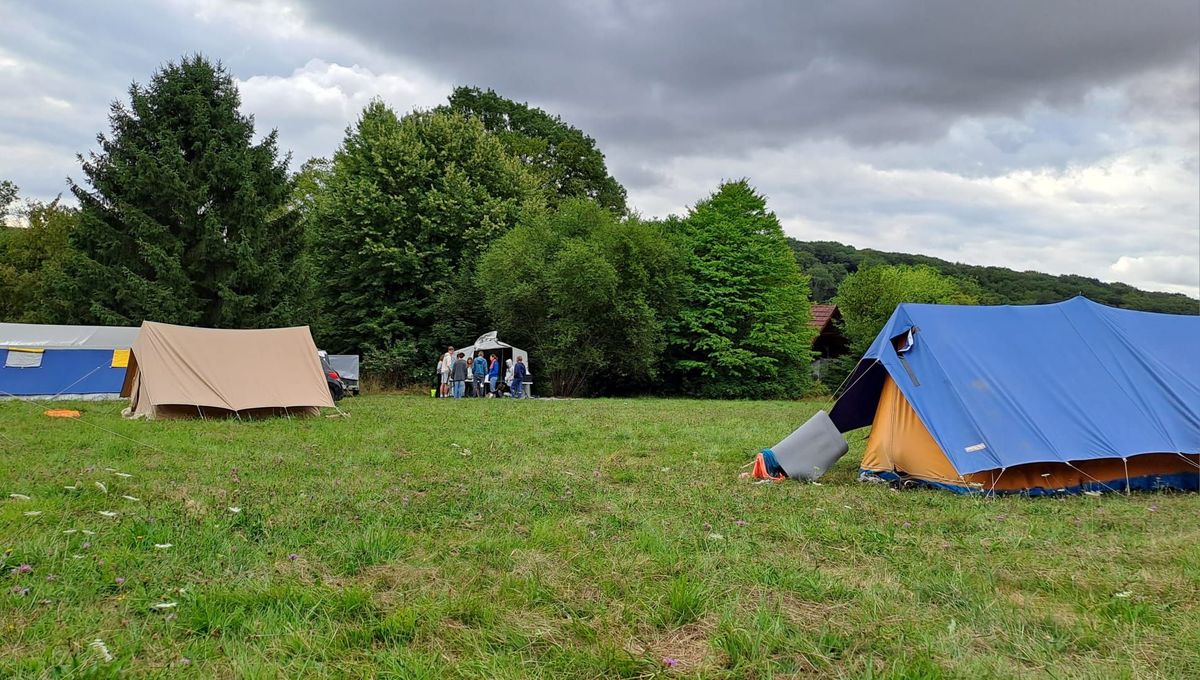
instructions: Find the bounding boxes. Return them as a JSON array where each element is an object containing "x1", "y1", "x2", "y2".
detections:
[{"x1": 67, "y1": 55, "x2": 306, "y2": 328}]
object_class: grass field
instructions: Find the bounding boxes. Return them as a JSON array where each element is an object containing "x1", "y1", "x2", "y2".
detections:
[{"x1": 1, "y1": 396, "x2": 1198, "y2": 679}]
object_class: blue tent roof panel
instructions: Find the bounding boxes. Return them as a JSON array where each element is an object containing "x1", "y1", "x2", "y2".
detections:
[{"x1": 830, "y1": 297, "x2": 1200, "y2": 475}]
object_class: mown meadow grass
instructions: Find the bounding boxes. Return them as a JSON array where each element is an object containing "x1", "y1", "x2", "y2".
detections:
[{"x1": 1, "y1": 396, "x2": 1198, "y2": 678}]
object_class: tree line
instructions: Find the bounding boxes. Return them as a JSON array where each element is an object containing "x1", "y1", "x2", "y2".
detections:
[
  {"x1": 793, "y1": 240, "x2": 1198, "y2": 315},
  {"x1": 1, "y1": 56, "x2": 812, "y2": 398},
  {"x1": 2, "y1": 56, "x2": 1194, "y2": 398}
]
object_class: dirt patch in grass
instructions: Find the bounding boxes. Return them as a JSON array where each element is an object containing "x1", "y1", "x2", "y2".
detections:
[
  {"x1": 272, "y1": 554, "x2": 341, "y2": 586},
  {"x1": 629, "y1": 614, "x2": 718, "y2": 672},
  {"x1": 355, "y1": 561, "x2": 444, "y2": 608},
  {"x1": 766, "y1": 590, "x2": 849, "y2": 629}
]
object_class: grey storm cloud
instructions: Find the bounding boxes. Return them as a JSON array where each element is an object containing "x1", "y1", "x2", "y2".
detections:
[
  {"x1": 291, "y1": 0, "x2": 1200, "y2": 152},
  {"x1": 1, "y1": 0, "x2": 1197, "y2": 296}
]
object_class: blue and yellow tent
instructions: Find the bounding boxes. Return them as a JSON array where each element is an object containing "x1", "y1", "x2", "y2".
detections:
[
  {"x1": 0, "y1": 323, "x2": 139, "y2": 400},
  {"x1": 831, "y1": 297, "x2": 1199, "y2": 494}
]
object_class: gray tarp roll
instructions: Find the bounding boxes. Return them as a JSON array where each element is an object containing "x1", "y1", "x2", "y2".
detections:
[{"x1": 766, "y1": 410, "x2": 850, "y2": 481}]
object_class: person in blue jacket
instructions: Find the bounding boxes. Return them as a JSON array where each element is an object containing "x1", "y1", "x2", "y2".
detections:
[
  {"x1": 511, "y1": 356, "x2": 528, "y2": 399},
  {"x1": 487, "y1": 353, "x2": 500, "y2": 396},
  {"x1": 472, "y1": 351, "x2": 488, "y2": 397}
]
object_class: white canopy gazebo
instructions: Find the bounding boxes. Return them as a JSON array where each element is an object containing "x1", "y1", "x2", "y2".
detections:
[{"x1": 456, "y1": 331, "x2": 531, "y2": 393}]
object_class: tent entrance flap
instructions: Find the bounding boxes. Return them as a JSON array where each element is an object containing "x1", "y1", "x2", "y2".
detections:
[{"x1": 861, "y1": 375, "x2": 964, "y2": 486}]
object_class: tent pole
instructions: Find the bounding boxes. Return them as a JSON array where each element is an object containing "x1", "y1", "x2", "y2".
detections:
[{"x1": 988, "y1": 467, "x2": 1006, "y2": 497}]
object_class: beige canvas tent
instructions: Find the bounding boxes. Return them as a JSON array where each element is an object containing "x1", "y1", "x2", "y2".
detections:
[{"x1": 121, "y1": 321, "x2": 333, "y2": 419}]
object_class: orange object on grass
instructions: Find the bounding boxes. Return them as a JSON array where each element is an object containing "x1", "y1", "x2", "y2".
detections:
[
  {"x1": 752, "y1": 452, "x2": 786, "y2": 481},
  {"x1": 43, "y1": 409, "x2": 81, "y2": 418}
]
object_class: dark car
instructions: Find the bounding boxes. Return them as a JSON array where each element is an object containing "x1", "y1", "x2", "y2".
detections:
[{"x1": 318, "y1": 351, "x2": 345, "y2": 402}]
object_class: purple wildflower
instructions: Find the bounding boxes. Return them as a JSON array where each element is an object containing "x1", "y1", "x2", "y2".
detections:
[
  {"x1": 178, "y1": 656, "x2": 191, "y2": 666},
  {"x1": 81, "y1": 542, "x2": 92, "y2": 551},
  {"x1": 45, "y1": 574, "x2": 56, "y2": 582},
  {"x1": 10, "y1": 586, "x2": 30, "y2": 596},
  {"x1": 288, "y1": 553, "x2": 298, "y2": 561},
  {"x1": 115, "y1": 577, "x2": 126, "y2": 586},
  {"x1": 734, "y1": 519, "x2": 748, "y2": 527},
  {"x1": 662, "y1": 656, "x2": 679, "y2": 668},
  {"x1": 702, "y1": 522, "x2": 712, "y2": 531},
  {"x1": 13, "y1": 564, "x2": 32, "y2": 575}
]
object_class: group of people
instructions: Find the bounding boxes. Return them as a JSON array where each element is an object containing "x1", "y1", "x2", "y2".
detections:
[{"x1": 437, "y1": 346, "x2": 530, "y2": 399}]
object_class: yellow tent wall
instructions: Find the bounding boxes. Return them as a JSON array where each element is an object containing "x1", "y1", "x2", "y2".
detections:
[{"x1": 862, "y1": 375, "x2": 1199, "y2": 492}]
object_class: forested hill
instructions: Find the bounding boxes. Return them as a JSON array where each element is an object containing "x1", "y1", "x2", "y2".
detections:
[{"x1": 791, "y1": 239, "x2": 1199, "y2": 315}]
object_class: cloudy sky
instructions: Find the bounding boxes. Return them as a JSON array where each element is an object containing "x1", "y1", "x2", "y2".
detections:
[{"x1": 2, "y1": 0, "x2": 1198, "y2": 297}]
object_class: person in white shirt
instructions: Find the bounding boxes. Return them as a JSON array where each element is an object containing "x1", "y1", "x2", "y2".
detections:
[{"x1": 438, "y1": 346, "x2": 455, "y2": 398}]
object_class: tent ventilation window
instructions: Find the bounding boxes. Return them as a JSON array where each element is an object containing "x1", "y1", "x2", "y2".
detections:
[
  {"x1": 5, "y1": 348, "x2": 44, "y2": 369},
  {"x1": 891, "y1": 328, "x2": 916, "y2": 354},
  {"x1": 890, "y1": 328, "x2": 920, "y2": 386}
]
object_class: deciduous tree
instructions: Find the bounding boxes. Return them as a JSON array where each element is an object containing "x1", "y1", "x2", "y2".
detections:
[
  {"x1": 446, "y1": 87, "x2": 627, "y2": 215},
  {"x1": 311, "y1": 102, "x2": 541, "y2": 383},
  {"x1": 667, "y1": 180, "x2": 814, "y2": 398},
  {"x1": 478, "y1": 199, "x2": 682, "y2": 396},
  {"x1": 835, "y1": 263, "x2": 979, "y2": 353},
  {"x1": 0, "y1": 199, "x2": 78, "y2": 323}
]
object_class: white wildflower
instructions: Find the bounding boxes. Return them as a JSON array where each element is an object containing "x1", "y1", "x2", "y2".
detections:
[
  {"x1": 95, "y1": 481, "x2": 108, "y2": 494},
  {"x1": 23, "y1": 511, "x2": 42, "y2": 516},
  {"x1": 228, "y1": 507, "x2": 241, "y2": 513},
  {"x1": 122, "y1": 495, "x2": 140, "y2": 502},
  {"x1": 63, "y1": 529, "x2": 78, "y2": 534},
  {"x1": 89, "y1": 638, "x2": 114, "y2": 663},
  {"x1": 154, "y1": 543, "x2": 173, "y2": 549},
  {"x1": 81, "y1": 530, "x2": 95, "y2": 535},
  {"x1": 1113, "y1": 591, "x2": 1132, "y2": 599},
  {"x1": 114, "y1": 473, "x2": 132, "y2": 478},
  {"x1": 9, "y1": 493, "x2": 31, "y2": 500},
  {"x1": 151, "y1": 602, "x2": 177, "y2": 609},
  {"x1": 104, "y1": 468, "x2": 117, "y2": 473},
  {"x1": 707, "y1": 533, "x2": 725, "y2": 540},
  {"x1": 98, "y1": 511, "x2": 117, "y2": 518}
]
